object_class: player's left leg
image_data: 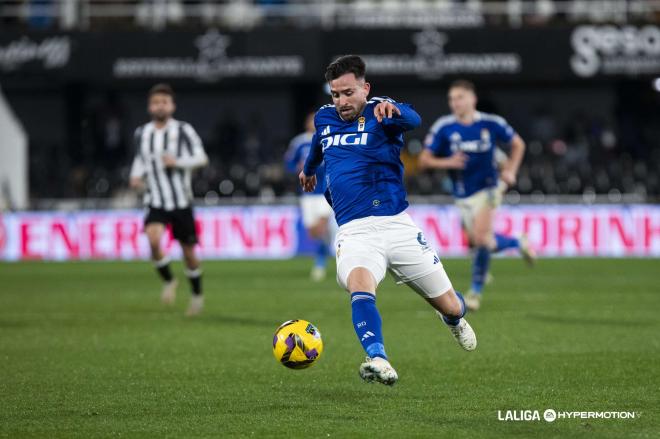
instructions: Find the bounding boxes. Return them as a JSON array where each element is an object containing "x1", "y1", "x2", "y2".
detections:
[
  {"x1": 336, "y1": 221, "x2": 396, "y2": 385},
  {"x1": 345, "y1": 268, "x2": 398, "y2": 386},
  {"x1": 181, "y1": 244, "x2": 203, "y2": 316},
  {"x1": 173, "y1": 208, "x2": 203, "y2": 317}
]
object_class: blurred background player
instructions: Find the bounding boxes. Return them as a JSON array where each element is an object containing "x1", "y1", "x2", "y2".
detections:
[
  {"x1": 284, "y1": 110, "x2": 335, "y2": 281},
  {"x1": 419, "y1": 79, "x2": 536, "y2": 311},
  {"x1": 300, "y1": 55, "x2": 476, "y2": 386},
  {"x1": 129, "y1": 83, "x2": 209, "y2": 316}
]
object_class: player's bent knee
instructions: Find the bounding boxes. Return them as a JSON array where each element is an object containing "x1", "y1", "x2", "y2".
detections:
[{"x1": 346, "y1": 267, "x2": 377, "y2": 294}]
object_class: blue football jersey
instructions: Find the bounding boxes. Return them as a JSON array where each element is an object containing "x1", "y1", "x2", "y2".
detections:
[
  {"x1": 424, "y1": 112, "x2": 515, "y2": 198},
  {"x1": 284, "y1": 131, "x2": 327, "y2": 195},
  {"x1": 304, "y1": 97, "x2": 421, "y2": 226}
]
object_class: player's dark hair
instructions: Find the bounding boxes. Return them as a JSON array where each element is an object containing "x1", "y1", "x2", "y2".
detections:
[
  {"x1": 325, "y1": 55, "x2": 366, "y2": 82},
  {"x1": 148, "y1": 83, "x2": 175, "y2": 100},
  {"x1": 449, "y1": 79, "x2": 476, "y2": 93}
]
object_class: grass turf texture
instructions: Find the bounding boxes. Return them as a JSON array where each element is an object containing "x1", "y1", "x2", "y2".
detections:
[{"x1": 0, "y1": 258, "x2": 658, "y2": 438}]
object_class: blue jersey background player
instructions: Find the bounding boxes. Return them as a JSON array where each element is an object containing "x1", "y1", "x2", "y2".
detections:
[
  {"x1": 284, "y1": 111, "x2": 334, "y2": 281},
  {"x1": 419, "y1": 79, "x2": 536, "y2": 311},
  {"x1": 300, "y1": 55, "x2": 477, "y2": 386}
]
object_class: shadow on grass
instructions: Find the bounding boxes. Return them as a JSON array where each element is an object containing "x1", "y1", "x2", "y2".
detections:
[
  {"x1": 525, "y1": 312, "x2": 652, "y2": 327},
  {"x1": 193, "y1": 314, "x2": 277, "y2": 328}
]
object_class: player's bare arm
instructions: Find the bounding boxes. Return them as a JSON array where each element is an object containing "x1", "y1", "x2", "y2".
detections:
[
  {"x1": 418, "y1": 149, "x2": 468, "y2": 170},
  {"x1": 500, "y1": 134, "x2": 525, "y2": 186}
]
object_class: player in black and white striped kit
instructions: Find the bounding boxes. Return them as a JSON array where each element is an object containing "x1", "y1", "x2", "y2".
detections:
[{"x1": 129, "y1": 84, "x2": 208, "y2": 316}]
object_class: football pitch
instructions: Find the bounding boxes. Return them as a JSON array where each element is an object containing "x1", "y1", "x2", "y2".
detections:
[{"x1": 1, "y1": 258, "x2": 658, "y2": 438}]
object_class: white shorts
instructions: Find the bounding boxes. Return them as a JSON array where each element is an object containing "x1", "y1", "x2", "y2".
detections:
[
  {"x1": 455, "y1": 180, "x2": 506, "y2": 236},
  {"x1": 300, "y1": 195, "x2": 333, "y2": 228},
  {"x1": 335, "y1": 212, "x2": 452, "y2": 298}
]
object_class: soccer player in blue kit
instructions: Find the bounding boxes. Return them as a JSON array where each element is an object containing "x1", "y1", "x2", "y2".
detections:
[
  {"x1": 284, "y1": 111, "x2": 335, "y2": 281},
  {"x1": 419, "y1": 80, "x2": 536, "y2": 311},
  {"x1": 299, "y1": 55, "x2": 476, "y2": 386}
]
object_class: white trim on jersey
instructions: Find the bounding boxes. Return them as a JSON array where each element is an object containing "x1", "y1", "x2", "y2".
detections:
[{"x1": 129, "y1": 119, "x2": 207, "y2": 211}]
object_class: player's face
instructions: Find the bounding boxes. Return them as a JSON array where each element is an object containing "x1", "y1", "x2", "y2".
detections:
[
  {"x1": 329, "y1": 73, "x2": 370, "y2": 121},
  {"x1": 448, "y1": 87, "x2": 477, "y2": 118},
  {"x1": 148, "y1": 93, "x2": 176, "y2": 123}
]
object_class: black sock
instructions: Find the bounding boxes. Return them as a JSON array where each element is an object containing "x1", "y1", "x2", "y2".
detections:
[
  {"x1": 154, "y1": 257, "x2": 174, "y2": 283},
  {"x1": 185, "y1": 268, "x2": 202, "y2": 296}
]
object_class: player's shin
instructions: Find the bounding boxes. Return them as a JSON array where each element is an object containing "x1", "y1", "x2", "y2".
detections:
[
  {"x1": 471, "y1": 247, "x2": 491, "y2": 294},
  {"x1": 351, "y1": 292, "x2": 387, "y2": 360},
  {"x1": 438, "y1": 291, "x2": 466, "y2": 326},
  {"x1": 185, "y1": 267, "x2": 202, "y2": 296},
  {"x1": 154, "y1": 257, "x2": 174, "y2": 283}
]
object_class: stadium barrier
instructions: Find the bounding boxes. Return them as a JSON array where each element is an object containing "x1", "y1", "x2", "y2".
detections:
[{"x1": 1, "y1": 204, "x2": 658, "y2": 261}]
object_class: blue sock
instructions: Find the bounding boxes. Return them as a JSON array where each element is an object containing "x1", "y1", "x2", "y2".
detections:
[
  {"x1": 442, "y1": 291, "x2": 466, "y2": 326},
  {"x1": 494, "y1": 233, "x2": 519, "y2": 253},
  {"x1": 350, "y1": 292, "x2": 387, "y2": 360},
  {"x1": 314, "y1": 241, "x2": 328, "y2": 268},
  {"x1": 471, "y1": 246, "x2": 491, "y2": 294}
]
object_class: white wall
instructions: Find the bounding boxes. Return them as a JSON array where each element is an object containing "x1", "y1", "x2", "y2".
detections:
[{"x1": 0, "y1": 85, "x2": 28, "y2": 210}]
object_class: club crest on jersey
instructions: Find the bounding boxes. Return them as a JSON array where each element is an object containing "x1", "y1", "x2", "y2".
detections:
[
  {"x1": 358, "y1": 116, "x2": 366, "y2": 132},
  {"x1": 481, "y1": 129, "x2": 490, "y2": 142},
  {"x1": 321, "y1": 133, "x2": 369, "y2": 151}
]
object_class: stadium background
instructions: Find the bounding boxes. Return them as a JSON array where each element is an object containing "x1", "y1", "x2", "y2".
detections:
[
  {"x1": 2, "y1": 1, "x2": 660, "y2": 260},
  {"x1": 1, "y1": 2, "x2": 659, "y2": 438}
]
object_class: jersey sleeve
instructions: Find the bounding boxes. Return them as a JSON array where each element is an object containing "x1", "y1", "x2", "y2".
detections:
[
  {"x1": 303, "y1": 111, "x2": 324, "y2": 176},
  {"x1": 491, "y1": 117, "x2": 515, "y2": 144},
  {"x1": 129, "y1": 127, "x2": 146, "y2": 179},
  {"x1": 302, "y1": 132, "x2": 322, "y2": 176},
  {"x1": 372, "y1": 97, "x2": 421, "y2": 133},
  {"x1": 424, "y1": 125, "x2": 450, "y2": 157},
  {"x1": 382, "y1": 102, "x2": 421, "y2": 132},
  {"x1": 177, "y1": 123, "x2": 209, "y2": 169}
]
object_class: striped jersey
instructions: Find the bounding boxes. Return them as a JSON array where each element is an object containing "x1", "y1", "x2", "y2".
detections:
[{"x1": 129, "y1": 119, "x2": 208, "y2": 210}]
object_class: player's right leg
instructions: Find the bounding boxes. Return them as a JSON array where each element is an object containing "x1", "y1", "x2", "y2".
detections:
[
  {"x1": 465, "y1": 203, "x2": 496, "y2": 311},
  {"x1": 336, "y1": 224, "x2": 396, "y2": 385},
  {"x1": 144, "y1": 219, "x2": 177, "y2": 304},
  {"x1": 307, "y1": 217, "x2": 330, "y2": 282},
  {"x1": 301, "y1": 195, "x2": 334, "y2": 281}
]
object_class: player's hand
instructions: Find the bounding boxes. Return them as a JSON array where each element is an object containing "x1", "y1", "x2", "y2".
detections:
[
  {"x1": 500, "y1": 168, "x2": 517, "y2": 186},
  {"x1": 446, "y1": 152, "x2": 468, "y2": 169},
  {"x1": 129, "y1": 177, "x2": 145, "y2": 191},
  {"x1": 162, "y1": 154, "x2": 178, "y2": 168},
  {"x1": 374, "y1": 102, "x2": 401, "y2": 123},
  {"x1": 299, "y1": 171, "x2": 317, "y2": 193}
]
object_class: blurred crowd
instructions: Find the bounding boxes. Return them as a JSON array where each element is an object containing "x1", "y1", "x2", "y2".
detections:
[
  {"x1": 27, "y1": 94, "x2": 659, "y2": 203},
  {"x1": 2, "y1": 0, "x2": 659, "y2": 31}
]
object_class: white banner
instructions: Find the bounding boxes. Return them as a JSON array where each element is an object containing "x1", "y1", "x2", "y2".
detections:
[{"x1": 0, "y1": 204, "x2": 658, "y2": 261}]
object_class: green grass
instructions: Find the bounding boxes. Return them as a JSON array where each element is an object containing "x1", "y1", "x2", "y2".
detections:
[{"x1": 1, "y1": 258, "x2": 658, "y2": 438}]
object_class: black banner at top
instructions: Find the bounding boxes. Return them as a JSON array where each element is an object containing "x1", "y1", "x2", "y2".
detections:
[{"x1": 2, "y1": 25, "x2": 660, "y2": 84}]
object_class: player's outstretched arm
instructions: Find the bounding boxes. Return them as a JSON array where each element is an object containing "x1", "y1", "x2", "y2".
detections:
[
  {"x1": 500, "y1": 134, "x2": 525, "y2": 186},
  {"x1": 164, "y1": 124, "x2": 209, "y2": 170},
  {"x1": 302, "y1": 133, "x2": 322, "y2": 176},
  {"x1": 418, "y1": 149, "x2": 467, "y2": 171},
  {"x1": 374, "y1": 101, "x2": 421, "y2": 131}
]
